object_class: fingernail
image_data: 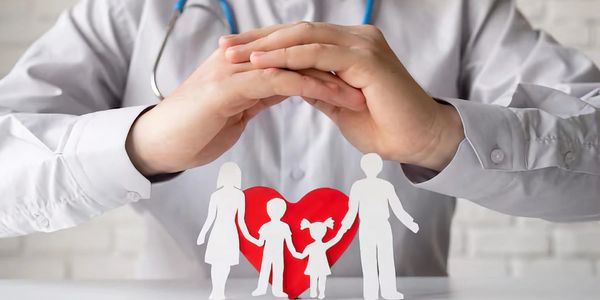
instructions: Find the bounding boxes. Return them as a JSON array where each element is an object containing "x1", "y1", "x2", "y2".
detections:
[
  {"x1": 220, "y1": 34, "x2": 237, "y2": 40},
  {"x1": 226, "y1": 45, "x2": 243, "y2": 55},
  {"x1": 218, "y1": 35, "x2": 236, "y2": 46},
  {"x1": 251, "y1": 51, "x2": 266, "y2": 58}
]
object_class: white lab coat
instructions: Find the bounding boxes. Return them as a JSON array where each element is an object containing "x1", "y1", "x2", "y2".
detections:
[{"x1": 1, "y1": 0, "x2": 600, "y2": 279}]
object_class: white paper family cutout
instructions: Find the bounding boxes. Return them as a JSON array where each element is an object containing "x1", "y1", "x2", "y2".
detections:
[
  {"x1": 252, "y1": 198, "x2": 298, "y2": 298},
  {"x1": 197, "y1": 153, "x2": 419, "y2": 300},
  {"x1": 296, "y1": 217, "x2": 345, "y2": 299},
  {"x1": 197, "y1": 162, "x2": 258, "y2": 300}
]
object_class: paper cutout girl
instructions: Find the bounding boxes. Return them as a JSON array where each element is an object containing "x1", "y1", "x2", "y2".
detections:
[
  {"x1": 252, "y1": 198, "x2": 299, "y2": 298},
  {"x1": 294, "y1": 217, "x2": 346, "y2": 299},
  {"x1": 197, "y1": 162, "x2": 260, "y2": 300}
]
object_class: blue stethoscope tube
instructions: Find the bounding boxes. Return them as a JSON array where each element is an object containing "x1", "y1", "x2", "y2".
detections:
[{"x1": 152, "y1": 0, "x2": 375, "y2": 99}]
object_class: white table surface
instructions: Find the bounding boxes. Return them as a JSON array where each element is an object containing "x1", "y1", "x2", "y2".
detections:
[{"x1": 0, "y1": 277, "x2": 598, "y2": 299}]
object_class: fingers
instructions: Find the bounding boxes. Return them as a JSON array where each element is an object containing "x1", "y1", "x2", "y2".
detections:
[
  {"x1": 214, "y1": 68, "x2": 333, "y2": 116},
  {"x1": 225, "y1": 22, "x2": 363, "y2": 63},
  {"x1": 228, "y1": 61, "x2": 256, "y2": 74},
  {"x1": 250, "y1": 43, "x2": 357, "y2": 74},
  {"x1": 218, "y1": 23, "x2": 290, "y2": 48},
  {"x1": 235, "y1": 68, "x2": 341, "y2": 102},
  {"x1": 249, "y1": 43, "x2": 371, "y2": 89},
  {"x1": 297, "y1": 69, "x2": 366, "y2": 111},
  {"x1": 219, "y1": 67, "x2": 364, "y2": 116}
]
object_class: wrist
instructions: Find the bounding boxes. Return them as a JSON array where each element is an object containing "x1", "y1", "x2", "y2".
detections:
[
  {"x1": 413, "y1": 102, "x2": 464, "y2": 171},
  {"x1": 125, "y1": 107, "x2": 169, "y2": 177}
]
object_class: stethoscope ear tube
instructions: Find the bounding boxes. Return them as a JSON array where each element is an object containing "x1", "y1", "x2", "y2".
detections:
[
  {"x1": 151, "y1": 9, "x2": 181, "y2": 100},
  {"x1": 219, "y1": 0, "x2": 238, "y2": 34},
  {"x1": 174, "y1": 0, "x2": 187, "y2": 13},
  {"x1": 362, "y1": 0, "x2": 374, "y2": 25},
  {"x1": 152, "y1": 0, "x2": 237, "y2": 100}
]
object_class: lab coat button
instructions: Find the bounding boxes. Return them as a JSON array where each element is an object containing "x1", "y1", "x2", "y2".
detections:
[
  {"x1": 291, "y1": 167, "x2": 305, "y2": 180},
  {"x1": 490, "y1": 148, "x2": 505, "y2": 164},
  {"x1": 126, "y1": 191, "x2": 141, "y2": 201},
  {"x1": 564, "y1": 151, "x2": 575, "y2": 163},
  {"x1": 33, "y1": 213, "x2": 50, "y2": 229}
]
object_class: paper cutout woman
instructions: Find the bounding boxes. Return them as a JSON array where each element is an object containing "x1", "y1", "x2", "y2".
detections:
[
  {"x1": 294, "y1": 217, "x2": 346, "y2": 299},
  {"x1": 252, "y1": 198, "x2": 299, "y2": 298},
  {"x1": 197, "y1": 162, "x2": 259, "y2": 300}
]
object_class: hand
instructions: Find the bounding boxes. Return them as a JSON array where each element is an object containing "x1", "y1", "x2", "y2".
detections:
[
  {"x1": 339, "y1": 221, "x2": 352, "y2": 233},
  {"x1": 197, "y1": 232, "x2": 206, "y2": 245},
  {"x1": 223, "y1": 22, "x2": 464, "y2": 170},
  {"x1": 340, "y1": 215, "x2": 356, "y2": 232},
  {"x1": 249, "y1": 236, "x2": 262, "y2": 247},
  {"x1": 126, "y1": 43, "x2": 365, "y2": 176},
  {"x1": 407, "y1": 222, "x2": 420, "y2": 234}
]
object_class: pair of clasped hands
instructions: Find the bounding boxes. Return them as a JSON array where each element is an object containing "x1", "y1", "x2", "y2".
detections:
[{"x1": 126, "y1": 22, "x2": 465, "y2": 176}]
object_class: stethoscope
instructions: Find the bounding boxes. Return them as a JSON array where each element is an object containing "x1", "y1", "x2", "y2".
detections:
[{"x1": 151, "y1": 0, "x2": 376, "y2": 100}]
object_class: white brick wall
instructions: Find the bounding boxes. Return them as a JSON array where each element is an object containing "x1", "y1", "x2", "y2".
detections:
[
  {"x1": 0, "y1": 0, "x2": 600, "y2": 280},
  {"x1": 0, "y1": 207, "x2": 145, "y2": 279}
]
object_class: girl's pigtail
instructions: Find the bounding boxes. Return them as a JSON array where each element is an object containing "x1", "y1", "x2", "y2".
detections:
[{"x1": 324, "y1": 217, "x2": 334, "y2": 229}]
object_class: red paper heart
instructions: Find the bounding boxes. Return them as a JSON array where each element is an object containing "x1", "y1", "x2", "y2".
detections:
[{"x1": 237, "y1": 187, "x2": 358, "y2": 299}]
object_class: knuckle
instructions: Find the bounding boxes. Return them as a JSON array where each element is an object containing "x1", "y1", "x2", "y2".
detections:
[
  {"x1": 310, "y1": 43, "x2": 326, "y2": 54},
  {"x1": 263, "y1": 68, "x2": 285, "y2": 93},
  {"x1": 358, "y1": 47, "x2": 379, "y2": 61},
  {"x1": 361, "y1": 24, "x2": 383, "y2": 36},
  {"x1": 262, "y1": 67, "x2": 281, "y2": 79},
  {"x1": 295, "y1": 21, "x2": 316, "y2": 32},
  {"x1": 263, "y1": 31, "x2": 276, "y2": 45},
  {"x1": 283, "y1": 47, "x2": 295, "y2": 66},
  {"x1": 329, "y1": 82, "x2": 341, "y2": 94},
  {"x1": 299, "y1": 75, "x2": 314, "y2": 96}
]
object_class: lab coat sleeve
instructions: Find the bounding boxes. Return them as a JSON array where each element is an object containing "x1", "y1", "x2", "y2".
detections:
[
  {"x1": 400, "y1": 0, "x2": 600, "y2": 222},
  {"x1": 0, "y1": 0, "x2": 151, "y2": 237}
]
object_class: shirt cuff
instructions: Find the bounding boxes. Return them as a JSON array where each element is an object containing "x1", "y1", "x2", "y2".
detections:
[
  {"x1": 400, "y1": 98, "x2": 525, "y2": 198},
  {"x1": 62, "y1": 105, "x2": 152, "y2": 209},
  {"x1": 439, "y1": 97, "x2": 527, "y2": 171},
  {"x1": 401, "y1": 139, "x2": 514, "y2": 199}
]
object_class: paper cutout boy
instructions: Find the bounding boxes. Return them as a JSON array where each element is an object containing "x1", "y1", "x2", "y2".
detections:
[
  {"x1": 294, "y1": 217, "x2": 346, "y2": 299},
  {"x1": 252, "y1": 198, "x2": 300, "y2": 298}
]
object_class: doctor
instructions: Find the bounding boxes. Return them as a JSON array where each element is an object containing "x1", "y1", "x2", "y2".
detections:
[{"x1": 1, "y1": 0, "x2": 600, "y2": 284}]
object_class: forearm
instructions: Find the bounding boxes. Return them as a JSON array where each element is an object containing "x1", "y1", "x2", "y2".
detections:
[
  {"x1": 341, "y1": 197, "x2": 359, "y2": 230},
  {"x1": 402, "y1": 92, "x2": 600, "y2": 221},
  {"x1": 286, "y1": 237, "x2": 298, "y2": 254},
  {"x1": 390, "y1": 199, "x2": 416, "y2": 226},
  {"x1": 326, "y1": 231, "x2": 346, "y2": 248},
  {"x1": 0, "y1": 109, "x2": 151, "y2": 237},
  {"x1": 199, "y1": 218, "x2": 214, "y2": 235},
  {"x1": 238, "y1": 223, "x2": 256, "y2": 242},
  {"x1": 0, "y1": 0, "x2": 149, "y2": 237}
]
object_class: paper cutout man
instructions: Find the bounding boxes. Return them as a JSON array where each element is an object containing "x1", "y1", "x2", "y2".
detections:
[
  {"x1": 294, "y1": 217, "x2": 346, "y2": 299},
  {"x1": 340, "y1": 153, "x2": 420, "y2": 300},
  {"x1": 197, "y1": 162, "x2": 260, "y2": 300},
  {"x1": 252, "y1": 198, "x2": 299, "y2": 298}
]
